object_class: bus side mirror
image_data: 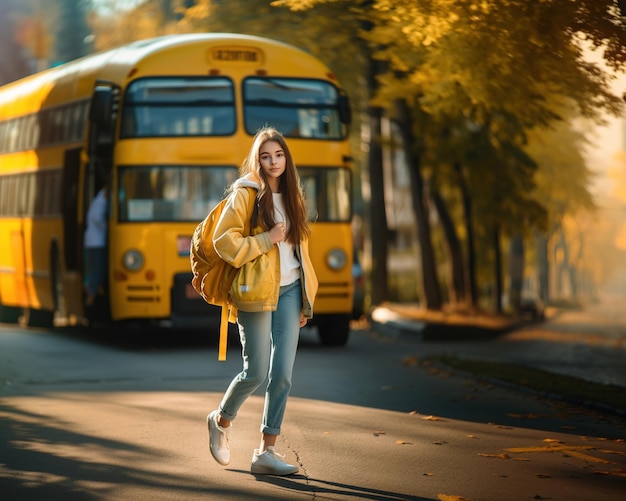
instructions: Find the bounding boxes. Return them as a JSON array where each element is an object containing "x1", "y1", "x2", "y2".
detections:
[
  {"x1": 339, "y1": 94, "x2": 351, "y2": 125},
  {"x1": 90, "y1": 86, "x2": 114, "y2": 127}
]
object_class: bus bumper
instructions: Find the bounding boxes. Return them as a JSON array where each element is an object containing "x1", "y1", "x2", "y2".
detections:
[{"x1": 170, "y1": 273, "x2": 222, "y2": 329}]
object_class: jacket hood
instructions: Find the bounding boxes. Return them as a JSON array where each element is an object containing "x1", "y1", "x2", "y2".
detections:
[{"x1": 233, "y1": 173, "x2": 261, "y2": 191}]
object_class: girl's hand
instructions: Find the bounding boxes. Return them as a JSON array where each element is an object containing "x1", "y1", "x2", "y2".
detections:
[
  {"x1": 269, "y1": 222, "x2": 286, "y2": 244},
  {"x1": 299, "y1": 314, "x2": 307, "y2": 328}
]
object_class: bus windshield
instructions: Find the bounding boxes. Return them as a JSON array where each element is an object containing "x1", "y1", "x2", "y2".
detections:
[
  {"x1": 299, "y1": 167, "x2": 351, "y2": 222},
  {"x1": 243, "y1": 78, "x2": 346, "y2": 139},
  {"x1": 118, "y1": 165, "x2": 238, "y2": 222},
  {"x1": 120, "y1": 77, "x2": 236, "y2": 138},
  {"x1": 117, "y1": 165, "x2": 350, "y2": 223}
]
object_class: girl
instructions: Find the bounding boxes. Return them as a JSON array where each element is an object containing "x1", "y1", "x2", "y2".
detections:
[{"x1": 207, "y1": 126, "x2": 318, "y2": 475}]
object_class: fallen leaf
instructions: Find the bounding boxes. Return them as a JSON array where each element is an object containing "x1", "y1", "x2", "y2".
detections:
[
  {"x1": 396, "y1": 440, "x2": 413, "y2": 445},
  {"x1": 372, "y1": 430, "x2": 386, "y2": 437},
  {"x1": 437, "y1": 495, "x2": 472, "y2": 501},
  {"x1": 535, "y1": 473, "x2": 551, "y2": 478},
  {"x1": 403, "y1": 356, "x2": 419, "y2": 366},
  {"x1": 423, "y1": 472, "x2": 434, "y2": 476},
  {"x1": 432, "y1": 441, "x2": 447, "y2": 445},
  {"x1": 592, "y1": 469, "x2": 626, "y2": 478},
  {"x1": 600, "y1": 449, "x2": 626, "y2": 456},
  {"x1": 478, "y1": 453, "x2": 511, "y2": 459},
  {"x1": 566, "y1": 450, "x2": 613, "y2": 463},
  {"x1": 506, "y1": 413, "x2": 546, "y2": 419},
  {"x1": 466, "y1": 434, "x2": 477, "y2": 439},
  {"x1": 543, "y1": 438, "x2": 563, "y2": 444},
  {"x1": 422, "y1": 415, "x2": 443, "y2": 421}
]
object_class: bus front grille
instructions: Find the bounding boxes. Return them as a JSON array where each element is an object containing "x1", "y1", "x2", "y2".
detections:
[{"x1": 127, "y1": 296, "x2": 160, "y2": 302}]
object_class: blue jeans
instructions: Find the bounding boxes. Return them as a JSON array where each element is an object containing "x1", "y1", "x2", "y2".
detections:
[
  {"x1": 219, "y1": 280, "x2": 302, "y2": 436},
  {"x1": 84, "y1": 247, "x2": 107, "y2": 297}
]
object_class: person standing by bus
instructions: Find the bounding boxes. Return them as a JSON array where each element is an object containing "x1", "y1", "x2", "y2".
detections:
[
  {"x1": 84, "y1": 184, "x2": 109, "y2": 307},
  {"x1": 207, "y1": 127, "x2": 318, "y2": 476}
]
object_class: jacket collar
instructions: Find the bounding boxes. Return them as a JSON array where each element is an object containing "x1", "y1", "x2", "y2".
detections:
[{"x1": 233, "y1": 172, "x2": 261, "y2": 191}]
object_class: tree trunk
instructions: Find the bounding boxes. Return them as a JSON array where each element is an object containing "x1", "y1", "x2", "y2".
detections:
[
  {"x1": 394, "y1": 99, "x2": 442, "y2": 310},
  {"x1": 367, "y1": 57, "x2": 389, "y2": 305},
  {"x1": 555, "y1": 225, "x2": 567, "y2": 297},
  {"x1": 535, "y1": 233, "x2": 549, "y2": 302},
  {"x1": 432, "y1": 188, "x2": 466, "y2": 304},
  {"x1": 508, "y1": 235, "x2": 524, "y2": 313},
  {"x1": 493, "y1": 224, "x2": 503, "y2": 313},
  {"x1": 455, "y1": 163, "x2": 478, "y2": 307}
]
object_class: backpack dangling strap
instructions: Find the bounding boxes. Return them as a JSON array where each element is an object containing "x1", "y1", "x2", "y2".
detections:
[{"x1": 218, "y1": 304, "x2": 229, "y2": 361}]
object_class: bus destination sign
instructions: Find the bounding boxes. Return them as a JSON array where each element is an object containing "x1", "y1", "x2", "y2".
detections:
[{"x1": 208, "y1": 46, "x2": 264, "y2": 65}]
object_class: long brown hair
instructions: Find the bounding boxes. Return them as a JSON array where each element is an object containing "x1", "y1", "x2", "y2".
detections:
[{"x1": 241, "y1": 126, "x2": 310, "y2": 244}]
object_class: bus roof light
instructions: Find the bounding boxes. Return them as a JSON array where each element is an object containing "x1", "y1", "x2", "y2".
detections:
[
  {"x1": 209, "y1": 68, "x2": 220, "y2": 75},
  {"x1": 256, "y1": 69, "x2": 267, "y2": 76}
]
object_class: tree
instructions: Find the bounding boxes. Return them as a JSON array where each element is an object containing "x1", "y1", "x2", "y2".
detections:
[
  {"x1": 525, "y1": 114, "x2": 596, "y2": 302},
  {"x1": 55, "y1": 0, "x2": 92, "y2": 63},
  {"x1": 277, "y1": 0, "x2": 626, "y2": 312},
  {"x1": 1, "y1": 0, "x2": 32, "y2": 84}
]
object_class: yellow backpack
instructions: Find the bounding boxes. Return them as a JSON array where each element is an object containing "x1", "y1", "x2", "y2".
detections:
[{"x1": 189, "y1": 186, "x2": 257, "y2": 360}]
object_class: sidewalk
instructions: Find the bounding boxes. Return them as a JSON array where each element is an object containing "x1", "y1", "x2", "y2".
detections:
[{"x1": 370, "y1": 293, "x2": 626, "y2": 392}]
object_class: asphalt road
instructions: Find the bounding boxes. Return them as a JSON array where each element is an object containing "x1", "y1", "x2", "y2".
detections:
[{"x1": 0, "y1": 320, "x2": 625, "y2": 500}]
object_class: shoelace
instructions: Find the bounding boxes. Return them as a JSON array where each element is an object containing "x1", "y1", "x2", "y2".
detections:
[
  {"x1": 221, "y1": 429, "x2": 231, "y2": 446},
  {"x1": 267, "y1": 448, "x2": 285, "y2": 461}
]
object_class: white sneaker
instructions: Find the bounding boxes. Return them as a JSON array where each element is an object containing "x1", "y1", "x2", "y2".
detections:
[
  {"x1": 250, "y1": 446, "x2": 298, "y2": 475},
  {"x1": 207, "y1": 410, "x2": 231, "y2": 466}
]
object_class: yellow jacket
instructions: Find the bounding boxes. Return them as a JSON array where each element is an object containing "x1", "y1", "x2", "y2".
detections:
[{"x1": 213, "y1": 174, "x2": 318, "y2": 318}]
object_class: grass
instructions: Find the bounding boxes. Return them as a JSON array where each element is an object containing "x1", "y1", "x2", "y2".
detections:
[{"x1": 429, "y1": 355, "x2": 626, "y2": 416}]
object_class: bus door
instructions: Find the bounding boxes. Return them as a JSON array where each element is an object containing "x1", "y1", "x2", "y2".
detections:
[{"x1": 60, "y1": 148, "x2": 84, "y2": 316}]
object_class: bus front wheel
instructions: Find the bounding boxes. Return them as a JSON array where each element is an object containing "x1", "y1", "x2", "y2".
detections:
[
  {"x1": 316, "y1": 314, "x2": 350, "y2": 346},
  {"x1": 20, "y1": 308, "x2": 54, "y2": 328}
]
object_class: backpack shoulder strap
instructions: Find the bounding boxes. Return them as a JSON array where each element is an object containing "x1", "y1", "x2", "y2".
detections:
[
  {"x1": 218, "y1": 305, "x2": 230, "y2": 361},
  {"x1": 216, "y1": 185, "x2": 257, "y2": 361}
]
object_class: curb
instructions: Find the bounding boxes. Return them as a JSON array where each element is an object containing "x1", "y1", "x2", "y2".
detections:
[{"x1": 370, "y1": 307, "x2": 516, "y2": 342}]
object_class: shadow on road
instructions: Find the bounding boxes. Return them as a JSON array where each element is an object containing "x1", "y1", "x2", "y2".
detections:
[
  {"x1": 242, "y1": 470, "x2": 433, "y2": 501},
  {"x1": 0, "y1": 402, "x2": 215, "y2": 500}
]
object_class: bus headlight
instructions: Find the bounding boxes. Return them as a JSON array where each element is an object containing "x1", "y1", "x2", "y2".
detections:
[
  {"x1": 122, "y1": 249, "x2": 144, "y2": 271},
  {"x1": 326, "y1": 248, "x2": 347, "y2": 271}
]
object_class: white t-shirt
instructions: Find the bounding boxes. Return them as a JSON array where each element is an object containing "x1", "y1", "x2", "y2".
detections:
[
  {"x1": 273, "y1": 192, "x2": 301, "y2": 286},
  {"x1": 84, "y1": 189, "x2": 108, "y2": 249}
]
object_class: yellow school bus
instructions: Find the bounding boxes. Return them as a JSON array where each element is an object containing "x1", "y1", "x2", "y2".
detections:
[{"x1": 0, "y1": 34, "x2": 353, "y2": 345}]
